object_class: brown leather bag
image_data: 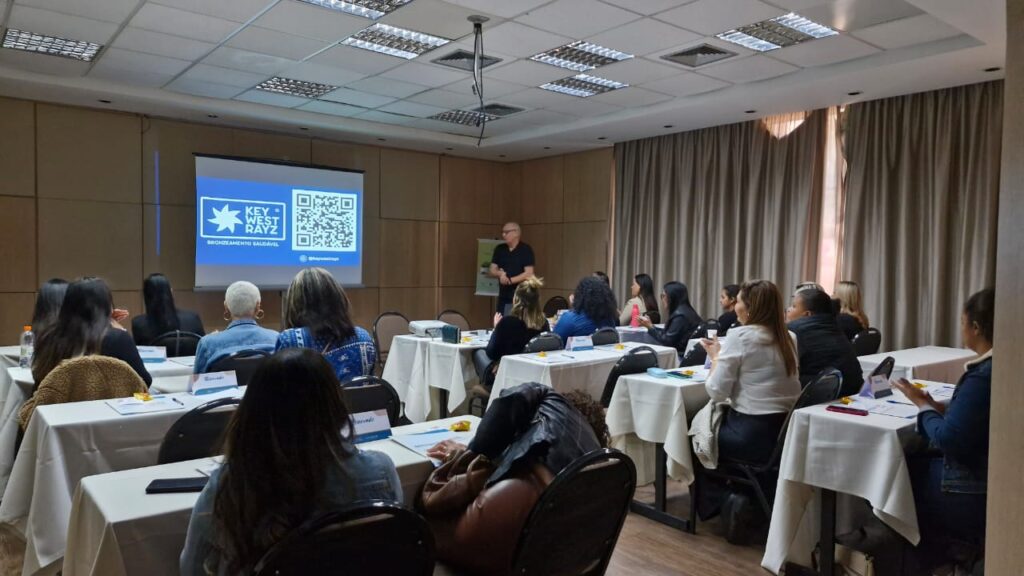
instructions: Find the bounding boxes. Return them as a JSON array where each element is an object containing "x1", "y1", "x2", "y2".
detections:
[{"x1": 420, "y1": 449, "x2": 494, "y2": 516}]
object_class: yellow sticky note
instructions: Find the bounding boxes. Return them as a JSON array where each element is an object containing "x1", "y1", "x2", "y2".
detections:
[
  {"x1": 913, "y1": 382, "x2": 926, "y2": 389},
  {"x1": 683, "y1": 370, "x2": 694, "y2": 376},
  {"x1": 840, "y1": 396, "x2": 852, "y2": 405},
  {"x1": 615, "y1": 343, "x2": 625, "y2": 350},
  {"x1": 538, "y1": 351, "x2": 547, "y2": 358},
  {"x1": 449, "y1": 420, "x2": 471, "y2": 432},
  {"x1": 133, "y1": 392, "x2": 153, "y2": 402}
]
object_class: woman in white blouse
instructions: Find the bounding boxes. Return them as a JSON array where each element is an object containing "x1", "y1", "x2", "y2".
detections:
[{"x1": 701, "y1": 279, "x2": 800, "y2": 464}]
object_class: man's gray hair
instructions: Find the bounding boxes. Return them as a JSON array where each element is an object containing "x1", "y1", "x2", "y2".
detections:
[{"x1": 225, "y1": 281, "x2": 261, "y2": 318}]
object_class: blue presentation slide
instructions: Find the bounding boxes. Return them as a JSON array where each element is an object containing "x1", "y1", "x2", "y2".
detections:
[{"x1": 195, "y1": 176, "x2": 363, "y2": 267}]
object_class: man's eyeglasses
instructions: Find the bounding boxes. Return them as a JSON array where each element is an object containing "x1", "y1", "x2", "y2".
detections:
[{"x1": 502, "y1": 229, "x2": 517, "y2": 235}]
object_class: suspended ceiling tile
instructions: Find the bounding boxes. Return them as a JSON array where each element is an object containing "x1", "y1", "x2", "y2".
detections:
[
  {"x1": 655, "y1": 0, "x2": 785, "y2": 36},
  {"x1": 516, "y1": 0, "x2": 641, "y2": 39},
  {"x1": 379, "y1": 0, "x2": 500, "y2": 41},
  {"x1": 253, "y1": 0, "x2": 369, "y2": 42},
  {"x1": 640, "y1": 71, "x2": 731, "y2": 96},
  {"x1": 226, "y1": 26, "x2": 331, "y2": 61},
  {"x1": 202, "y1": 46, "x2": 298, "y2": 76},
  {"x1": 585, "y1": 18, "x2": 702, "y2": 57},
  {"x1": 308, "y1": 44, "x2": 405, "y2": 75},
  {"x1": 851, "y1": 14, "x2": 963, "y2": 49},
  {"x1": 379, "y1": 61, "x2": 469, "y2": 87},
  {"x1": 17, "y1": 0, "x2": 142, "y2": 24},
  {"x1": 111, "y1": 27, "x2": 217, "y2": 62},
  {"x1": 378, "y1": 100, "x2": 448, "y2": 118},
  {"x1": 8, "y1": 5, "x2": 121, "y2": 44},
  {"x1": 149, "y1": 0, "x2": 276, "y2": 23},
  {"x1": 588, "y1": 86, "x2": 675, "y2": 106},
  {"x1": 348, "y1": 76, "x2": 431, "y2": 98},
  {"x1": 235, "y1": 89, "x2": 310, "y2": 108},
  {"x1": 406, "y1": 88, "x2": 481, "y2": 108},
  {"x1": 486, "y1": 59, "x2": 572, "y2": 86},
  {"x1": 277, "y1": 61, "x2": 368, "y2": 87},
  {"x1": 179, "y1": 63, "x2": 270, "y2": 88},
  {"x1": 478, "y1": 21, "x2": 572, "y2": 58},
  {"x1": 129, "y1": 3, "x2": 241, "y2": 43},
  {"x1": 297, "y1": 100, "x2": 367, "y2": 116},
  {"x1": 598, "y1": 58, "x2": 684, "y2": 85},
  {"x1": 166, "y1": 77, "x2": 246, "y2": 98},
  {"x1": 321, "y1": 87, "x2": 397, "y2": 108},
  {"x1": 697, "y1": 54, "x2": 800, "y2": 83},
  {"x1": 770, "y1": 34, "x2": 880, "y2": 67},
  {"x1": 441, "y1": 0, "x2": 551, "y2": 19}
]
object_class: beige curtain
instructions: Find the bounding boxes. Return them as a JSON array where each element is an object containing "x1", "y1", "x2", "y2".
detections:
[
  {"x1": 613, "y1": 109, "x2": 826, "y2": 318},
  {"x1": 841, "y1": 81, "x2": 1002, "y2": 350}
]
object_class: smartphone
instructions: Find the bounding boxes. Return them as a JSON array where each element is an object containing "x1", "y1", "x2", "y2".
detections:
[
  {"x1": 826, "y1": 404, "x2": 869, "y2": 416},
  {"x1": 145, "y1": 477, "x2": 209, "y2": 494}
]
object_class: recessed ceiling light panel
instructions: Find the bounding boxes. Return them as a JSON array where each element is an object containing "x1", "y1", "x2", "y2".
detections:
[
  {"x1": 530, "y1": 41, "x2": 633, "y2": 72},
  {"x1": 297, "y1": 0, "x2": 414, "y2": 20},
  {"x1": 429, "y1": 109, "x2": 499, "y2": 126},
  {"x1": 717, "y1": 12, "x2": 837, "y2": 52},
  {"x1": 539, "y1": 74, "x2": 628, "y2": 98},
  {"x1": 256, "y1": 77, "x2": 338, "y2": 98},
  {"x1": 2, "y1": 28, "x2": 103, "y2": 61},
  {"x1": 341, "y1": 23, "x2": 450, "y2": 59}
]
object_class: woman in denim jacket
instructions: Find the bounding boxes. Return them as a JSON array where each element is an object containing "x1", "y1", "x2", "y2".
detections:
[
  {"x1": 894, "y1": 287, "x2": 993, "y2": 568},
  {"x1": 180, "y1": 348, "x2": 402, "y2": 575}
]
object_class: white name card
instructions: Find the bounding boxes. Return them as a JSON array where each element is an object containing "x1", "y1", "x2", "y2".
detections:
[
  {"x1": 351, "y1": 409, "x2": 392, "y2": 443},
  {"x1": 566, "y1": 335, "x2": 594, "y2": 351},
  {"x1": 859, "y1": 374, "x2": 892, "y2": 399},
  {"x1": 189, "y1": 370, "x2": 239, "y2": 396},
  {"x1": 137, "y1": 346, "x2": 168, "y2": 363}
]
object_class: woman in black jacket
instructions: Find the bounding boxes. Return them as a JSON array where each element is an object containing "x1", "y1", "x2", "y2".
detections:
[{"x1": 638, "y1": 281, "x2": 703, "y2": 354}]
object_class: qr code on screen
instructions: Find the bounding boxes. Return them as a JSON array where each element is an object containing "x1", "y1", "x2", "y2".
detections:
[{"x1": 292, "y1": 189, "x2": 358, "y2": 252}]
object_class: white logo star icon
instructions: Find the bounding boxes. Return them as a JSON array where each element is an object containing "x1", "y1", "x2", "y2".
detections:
[{"x1": 208, "y1": 204, "x2": 242, "y2": 233}]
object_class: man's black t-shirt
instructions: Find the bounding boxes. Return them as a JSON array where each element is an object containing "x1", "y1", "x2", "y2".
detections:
[{"x1": 491, "y1": 242, "x2": 535, "y2": 302}]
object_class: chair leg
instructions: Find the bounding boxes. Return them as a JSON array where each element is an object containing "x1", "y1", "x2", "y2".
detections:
[{"x1": 740, "y1": 466, "x2": 773, "y2": 520}]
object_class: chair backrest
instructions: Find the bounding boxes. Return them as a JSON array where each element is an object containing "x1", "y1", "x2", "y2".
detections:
[
  {"x1": 852, "y1": 327, "x2": 882, "y2": 356},
  {"x1": 343, "y1": 376, "x2": 402, "y2": 426},
  {"x1": 373, "y1": 312, "x2": 409, "y2": 358},
  {"x1": 151, "y1": 330, "x2": 203, "y2": 357},
  {"x1": 510, "y1": 449, "x2": 636, "y2": 576},
  {"x1": 206, "y1": 349, "x2": 270, "y2": 387},
  {"x1": 524, "y1": 332, "x2": 564, "y2": 353},
  {"x1": 543, "y1": 296, "x2": 570, "y2": 318},
  {"x1": 253, "y1": 501, "x2": 435, "y2": 576},
  {"x1": 869, "y1": 356, "x2": 896, "y2": 380},
  {"x1": 436, "y1": 309, "x2": 470, "y2": 331},
  {"x1": 600, "y1": 346, "x2": 659, "y2": 407},
  {"x1": 645, "y1": 310, "x2": 661, "y2": 324},
  {"x1": 19, "y1": 356, "x2": 148, "y2": 430},
  {"x1": 592, "y1": 327, "x2": 620, "y2": 346},
  {"x1": 760, "y1": 368, "x2": 843, "y2": 470},
  {"x1": 157, "y1": 397, "x2": 240, "y2": 464}
]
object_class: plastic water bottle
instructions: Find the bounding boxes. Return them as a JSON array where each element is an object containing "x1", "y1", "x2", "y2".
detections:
[
  {"x1": 630, "y1": 304, "x2": 640, "y2": 327},
  {"x1": 19, "y1": 325, "x2": 33, "y2": 369},
  {"x1": 703, "y1": 328, "x2": 718, "y2": 370}
]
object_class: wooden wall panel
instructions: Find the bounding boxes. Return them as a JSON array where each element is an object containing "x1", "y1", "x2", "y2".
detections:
[
  {"x1": 143, "y1": 204, "x2": 195, "y2": 290},
  {"x1": 439, "y1": 222, "x2": 495, "y2": 287},
  {"x1": 36, "y1": 105, "x2": 141, "y2": 203},
  {"x1": 493, "y1": 162, "x2": 522, "y2": 225},
  {"x1": 231, "y1": 130, "x2": 310, "y2": 163},
  {"x1": 522, "y1": 223, "x2": 565, "y2": 291},
  {"x1": 0, "y1": 98, "x2": 35, "y2": 198},
  {"x1": 142, "y1": 119, "x2": 234, "y2": 206},
  {"x1": 379, "y1": 220, "x2": 438, "y2": 288},
  {"x1": 345, "y1": 287, "x2": 380, "y2": 333},
  {"x1": 0, "y1": 293, "x2": 35, "y2": 341},
  {"x1": 520, "y1": 156, "x2": 564, "y2": 224},
  {"x1": 37, "y1": 199, "x2": 142, "y2": 290},
  {"x1": 440, "y1": 156, "x2": 493, "y2": 224},
  {"x1": 381, "y1": 149, "x2": 439, "y2": 220},
  {"x1": 563, "y1": 149, "x2": 612, "y2": 223},
  {"x1": 562, "y1": 221, "x2": 610, "y2": 292},
  {"x1": 439, "y1": 287, "x2": 492, "y2": 330},
  {"x1": 379, "y1": 287, "x2": 437, "y2": 321},
  {"x1": 0, "y1": 196, "x2": 37, "y2": 292}
]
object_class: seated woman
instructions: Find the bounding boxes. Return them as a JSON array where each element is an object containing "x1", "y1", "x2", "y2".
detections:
[
  {"x1": 180, "y1": 348, "x2": 402, "y2": 575},
  {"x1": 893, "y1": 288, "x2": 992, "y2": 572},
  {"x1": 638, "y1": 281, "x2": 702, "y2": 355},
  {"x1": 698, "y1": 280, "x2": 800, "y2": 517},
  {"x1": 553, "y1": 276, "x2": 618, "y2": 343},
  {"x1": 132, "y1": 273, "x2": 205, "y2": 345},
  {"x1": 834, "y1": 280, "x2": 869, "y2": 340},
  {"x1": 481, "y1": 277, "x2": 550, "y2": 386},
  {"x1": 32, "y1": 277, "x2": 151, "y2": 387},
  {"x1": 619, "y1": 273, "x2": 659, "y2": 326},
  {"x1": 30, "y1": 278, "x2": 68, "y2": 336},
  {"x1": 193, "y1": 281, "x2": 279, "y2": 374},
  {"x1": 717, "y1": 283, "x2": 740, "y2": 336},
  {"x1": 275, "y1": 267, "x2": 375, "y2": 382},
  {"x1": 419, "y1": 383, "x2": 607, "y2": 575}
]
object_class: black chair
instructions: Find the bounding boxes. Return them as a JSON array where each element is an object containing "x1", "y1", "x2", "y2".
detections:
[
  {"x1": 373, "y1": 311, "x2": 410, "y2": 375},
  {"x1": 524, "y1": 332, "x2": 563, "y2": 353},
  {"x1": 592, "y1": 327, "x2": 620, "y2": 346},
  {"x1": 468, "y1": 349, "x2": 498, "y2": 417},
  {"x1": 691, "y1": 368, "x2": 843, "y2": 529},
  {"x1": 869, "y1": 355, "x2": 896, "y2": 380},
  {"x1": 437, "y1": 309, "x2": 470, "y2": 331},
  {"x1": 679, "y1": 323, "x2": 712, "y2": 367},
  {"x1": 206, "y1": 349, "x2": 269, "y2": 387},
  {"x1": 600, "y1": 346, "x2": 659, "y2": 407},
  {"x1": 157, "y1": 397, "x2": 240, "y2": 464},
  {"x1": 151, "y1": 330, "x2": 203, "y2": 357},
  {"x1": 645, "y1": 310, "x2": 661, "y2": 324},
  {"x1": 543, "y1": 296, "x2": 569, "y2": 318},
  {"x1": 253, "y1": 501, "x2": 435, "y2": 576},
  {"x1": 508, "y1": 449, "x2": 636, "y2": 576},
  {"x1": 343, "y1": 376, "x2": 402, "y2": 426},
  {"x1": 852, "y1": 328, "x2": 882, "y2": 356}
]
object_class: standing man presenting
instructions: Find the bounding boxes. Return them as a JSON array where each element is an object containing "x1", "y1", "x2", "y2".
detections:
[{"x1": 489, "y1": 222, "x2": 535, "y2": 315}]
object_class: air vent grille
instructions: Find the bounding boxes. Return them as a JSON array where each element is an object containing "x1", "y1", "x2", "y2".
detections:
[
  {"x1": 431, "y1": 49, "x2": 502, "y2": 71},
  {"x1": 478, "y1": 103, "x2": 523, "y2": 117},
  {"x1": 661, "y1": 44, "x2": 736, "y2": 68}
]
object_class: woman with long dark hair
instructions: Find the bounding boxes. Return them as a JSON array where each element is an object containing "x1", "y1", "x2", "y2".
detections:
[
  {"x1": 553, "y1": 276, "x2": 618, "y2": 342},
  {"x1": 131, "y1": 273, "x2": 205, "y2": 345},
  {"x1": 32, "y1": 277, "x2": 151, "y2": 387},
  {"x1": 275, "y1": 268, "x2": 375, "y2": 382},
  {"x1": 30, "y1": 278, "x2": 68, "y2": 336},
  {"x1": 638, "y1": 281, "x2": 702, "y2": 354},
  {"x1": 619, "y1": 273, "x2": 659, "y2": 325},
  {"x1": 717, "y1": 283, "x2": 740, "y2": 336},
  {"x1": 179, "y1": 348, "x2": 402, "y2": 575}
]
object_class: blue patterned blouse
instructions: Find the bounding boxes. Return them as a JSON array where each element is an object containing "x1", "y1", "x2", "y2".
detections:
[{"x1": 274, "y1": 326, "x2": 376, "y2": 383}]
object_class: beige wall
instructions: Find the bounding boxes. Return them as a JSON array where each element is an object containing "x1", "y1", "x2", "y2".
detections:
[
  {"x1": 0, "y1": 97, "x2": 613, "y2": 340},
  {"x1": 987, "y1": 0, "x2": 1022, "y2": 572}
]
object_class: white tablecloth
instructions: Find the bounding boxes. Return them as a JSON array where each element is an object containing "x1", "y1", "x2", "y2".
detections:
[
  {"x1": 858, "y1": 346, "x2": 975, "y2": 383},
  {"x1": 383, "y1": 334, "x2": 489, "y2": 423},
  {"x1": 0, "y1": 389, "x2": 242, "y2": 575},
  {"x1": 761, "y1": 381, "x2": 953, "y2": 573},
  {"x1": 606, "y1": 368, "x2": 711, "y2": 485},
  {"x1": 489, "y1": 342, "x2": 679, "y2": 407},
  {"x1": 0, "y1": 348, "x2": 23, "y2": 499},
  {"x1": 63, "y1": 416, "x2": 478, "y2": 576}
]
